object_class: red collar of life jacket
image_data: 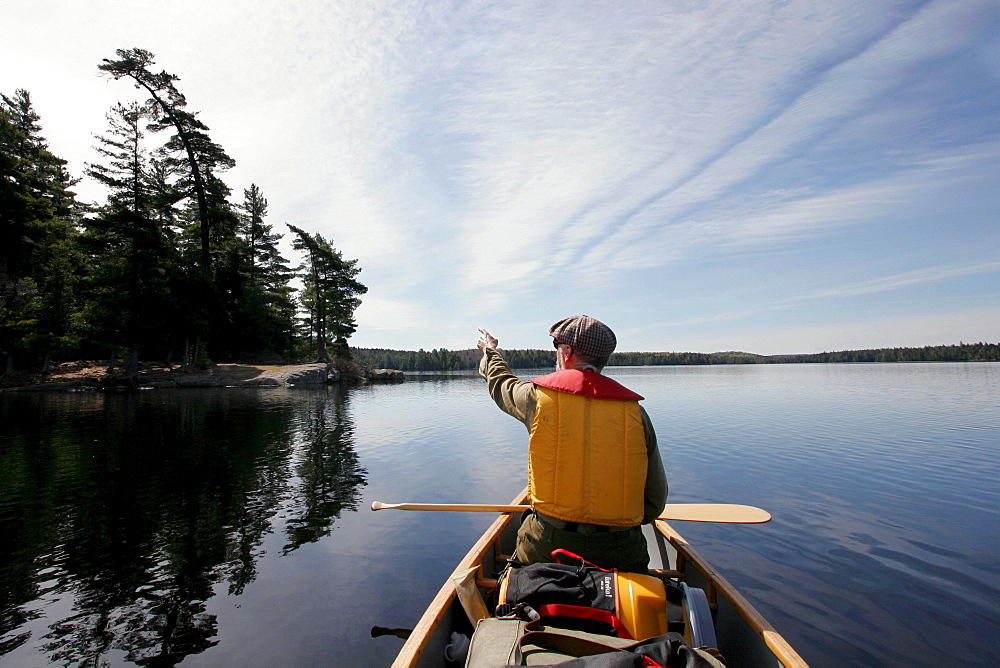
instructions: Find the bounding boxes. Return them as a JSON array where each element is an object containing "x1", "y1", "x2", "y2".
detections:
[{"x1": 531, "y1": 369, "x2": 643, "y2": 401}]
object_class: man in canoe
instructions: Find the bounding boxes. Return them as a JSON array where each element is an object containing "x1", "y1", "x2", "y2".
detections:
[{"x1": 477, "y1": 315, "x2": 667, "y2": 573}]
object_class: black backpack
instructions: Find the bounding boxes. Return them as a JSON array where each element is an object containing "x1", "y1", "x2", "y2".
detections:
[{"x1": 498, "y1": 558, "x2": 626, "y2": 637}]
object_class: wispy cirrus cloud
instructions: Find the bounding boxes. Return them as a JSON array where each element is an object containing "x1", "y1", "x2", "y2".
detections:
[
  {"x1": 402, "y1": 2, "x2": 957, "y2": 299},
  {"x1": 800, "y1": 261, "x2": 1000, "y2": 301},
  {"x1": 571, "y1": 0, "x2": 992, "y2": 273},
  {"x1": 645, "y1": 260, "x2": 1000, "y2": 331}
]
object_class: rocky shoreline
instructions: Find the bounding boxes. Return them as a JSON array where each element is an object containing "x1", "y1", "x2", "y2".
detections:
[{"x1": 1, "y1": 361, "x2": 405, "y2": 392}]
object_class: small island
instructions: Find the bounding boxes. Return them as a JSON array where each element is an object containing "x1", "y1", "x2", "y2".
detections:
[{"x1": 0, "y1": 360, "x2": 407, "y2": 392}]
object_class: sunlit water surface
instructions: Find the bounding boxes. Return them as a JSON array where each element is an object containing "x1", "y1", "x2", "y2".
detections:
[{"x1": 1, "y1": 363, "x2": 997, "y2": 666}]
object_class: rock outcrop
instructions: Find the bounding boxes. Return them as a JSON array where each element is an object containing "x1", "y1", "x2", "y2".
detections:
[
  {"x1": 2, "y1": 362, "x2": 342, "y2": 391},
  {"x1": 247, "y1": 363, "x2": 332, "y2": 386},
  {"x1": 364, "y1": 368, "x2": 405, "y2": 382}
]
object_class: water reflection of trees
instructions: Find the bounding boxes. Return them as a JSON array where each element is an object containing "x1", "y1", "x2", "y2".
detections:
[
  {"x1": 283, "y1": 387, "x2": 367, "y2": 553},
  {"x1": 0, "y1": 386, "x2": 367, "y2": 665}
]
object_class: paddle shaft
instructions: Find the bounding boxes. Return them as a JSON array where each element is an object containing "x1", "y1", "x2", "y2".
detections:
[
  {"x1": 370, "y1": 501, "x2": 771, "y2": 523},
  {"x1": 372, "y1": 501, "x2": 526, "y2": 514}
]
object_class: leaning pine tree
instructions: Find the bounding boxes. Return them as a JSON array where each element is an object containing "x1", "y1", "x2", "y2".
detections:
[
  {"x1": 99, "y1": 48, "x2": 235, "y2": 274},
  {"x1": 100, "y1": 48, "x2": 239, "y2": 367}
]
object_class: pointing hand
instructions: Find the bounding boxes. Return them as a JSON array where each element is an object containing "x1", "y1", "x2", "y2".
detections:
[{"x1": 477, "y1": 328, "x2": 498, "y2": 352}]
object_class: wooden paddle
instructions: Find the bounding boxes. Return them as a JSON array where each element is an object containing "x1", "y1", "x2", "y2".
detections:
[{"x1": 370, "y1": 501, "x2": 771, "y2": 524}]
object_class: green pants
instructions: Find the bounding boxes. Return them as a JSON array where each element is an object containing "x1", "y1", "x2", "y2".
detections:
[{"x1": 514, "y1": 513, "x2": 650, "y2": 573}]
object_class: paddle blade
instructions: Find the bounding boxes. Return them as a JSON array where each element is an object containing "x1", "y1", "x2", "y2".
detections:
[{"x1": 659, "y1": 503, "x2": 771, "y2": 523}]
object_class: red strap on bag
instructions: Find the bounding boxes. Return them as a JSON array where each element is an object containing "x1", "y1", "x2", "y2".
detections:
[
  {"x1": 536, "y1": 603, "x2": 633, "y2": 640},
  {"x1": 550, "y1": 548, "x2": 615, "y2": 572}
]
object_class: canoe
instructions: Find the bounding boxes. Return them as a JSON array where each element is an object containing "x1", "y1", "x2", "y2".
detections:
[{"x1": 392, "y1": 487, "x2": 808, "y2": 667}]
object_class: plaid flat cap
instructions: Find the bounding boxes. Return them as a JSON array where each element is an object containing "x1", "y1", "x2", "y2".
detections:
[{"x1": 549, "y1": 315, "x2": 617, "y2": 359}]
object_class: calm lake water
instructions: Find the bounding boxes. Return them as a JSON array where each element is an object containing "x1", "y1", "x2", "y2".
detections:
[{"x1": 1, "y1": 363, "x2": 998, "y2": 667}]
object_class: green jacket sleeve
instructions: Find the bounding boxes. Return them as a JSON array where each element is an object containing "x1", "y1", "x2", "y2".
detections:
[
  {"x1": 478, "y1": 348, "x2": 536, "y2": 430},
  {"x1": 640, "y1": 406, "x2": 668, "y2": 524}
]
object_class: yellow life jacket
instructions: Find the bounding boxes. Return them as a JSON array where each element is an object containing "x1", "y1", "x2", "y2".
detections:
[{"x1": 528, "y1": 370, "x2": 648, "y2": 526}]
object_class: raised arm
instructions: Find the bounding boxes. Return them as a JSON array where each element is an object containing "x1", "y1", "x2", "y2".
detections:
[{"x1": 477, "y1": 329, "x2": 536, "y2": 429}]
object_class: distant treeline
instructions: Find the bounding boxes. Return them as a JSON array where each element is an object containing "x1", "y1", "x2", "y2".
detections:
[
  {"x1": 609, "y1": 351, "x2": 765, "y2": 365},
  {"x1": 355, "y1": 342, "x2": 998, "y2": 372},
  {"x1": 767, "y1": 342, "x2": 998, "y2": 364},
  {"x1": 354, "y1": 347, "x2": 553, "y2": 371},
  {"x1": 611, "y1": 342, "x2": 999, "y2": 365}
]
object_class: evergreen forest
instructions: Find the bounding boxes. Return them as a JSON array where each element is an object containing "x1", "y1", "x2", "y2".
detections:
[{"x1": 1, "y1": 49, "x2": 366, "y2": 378}]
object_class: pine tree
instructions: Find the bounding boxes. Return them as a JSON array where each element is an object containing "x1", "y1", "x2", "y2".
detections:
[
  {"x1": 0, "y1": 90, "x2": 81, "y2": 373},
  {"x1": 82, "y1": 102, "x2": 175, "y2": 377},
  {"x1": 234, "y1": 184, "x2": 295, "y2": 359},
  {"x1": 288, "y1": 225, "x2": 366, "y2": 362}
]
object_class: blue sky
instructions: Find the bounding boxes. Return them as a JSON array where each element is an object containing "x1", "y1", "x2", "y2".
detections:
[{"x1": 4, "y1": 1, "x2": 998, "y2": 354}]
